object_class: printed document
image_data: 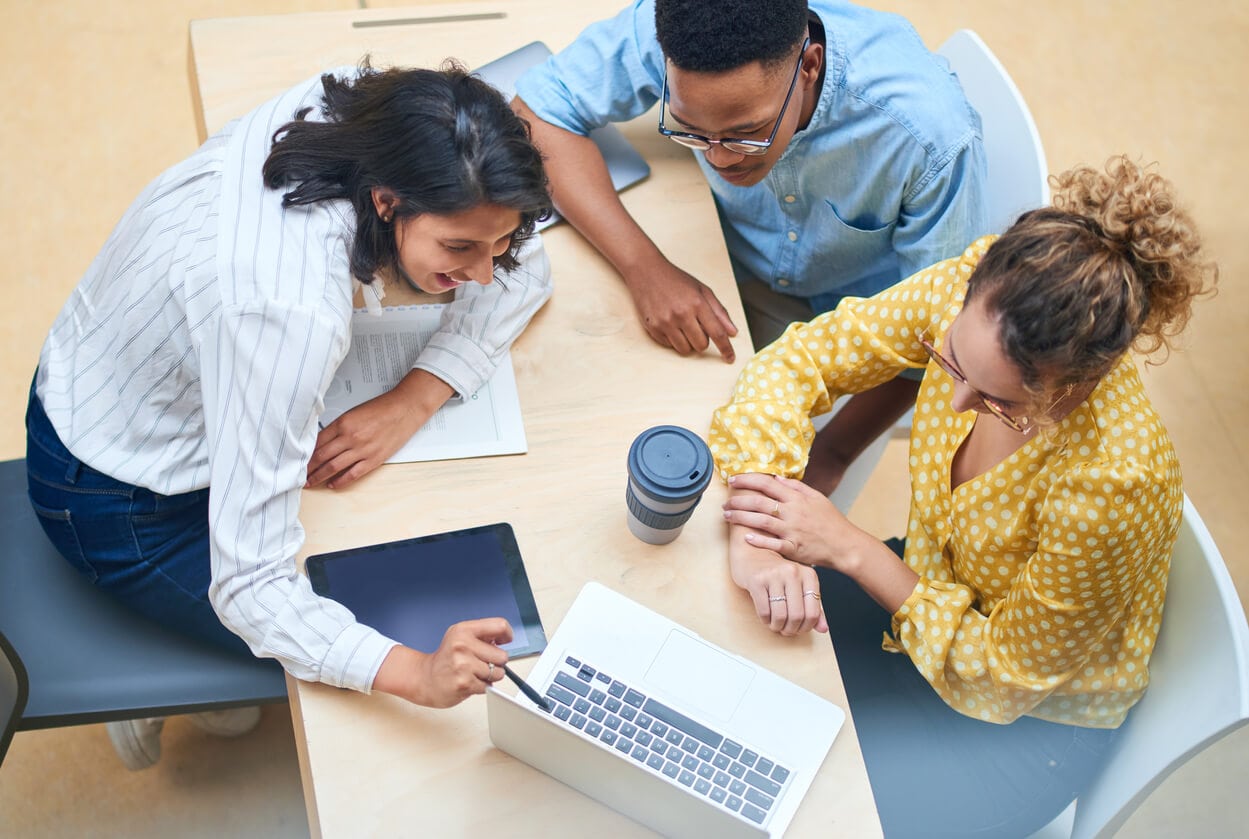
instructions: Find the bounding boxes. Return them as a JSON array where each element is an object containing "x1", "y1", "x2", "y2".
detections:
[{"x1": 320, "y1": 305, "x2": 527, "y2": 463}]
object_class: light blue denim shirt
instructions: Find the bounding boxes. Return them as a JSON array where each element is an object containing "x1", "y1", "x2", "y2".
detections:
[{"x1": 516, "y1": 0, "x2": 988, "y2": 302}]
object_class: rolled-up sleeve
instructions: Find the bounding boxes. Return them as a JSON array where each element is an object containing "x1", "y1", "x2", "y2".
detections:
[
  {"x1": 413, "y1": 234, "x2": 553, "y2": 398},
  {"x1": 893, "y1": 131, "x2": 988, "y2": 280},
  {"x1": 514, "y1": 0, "x2": 664, "y2": 135}
]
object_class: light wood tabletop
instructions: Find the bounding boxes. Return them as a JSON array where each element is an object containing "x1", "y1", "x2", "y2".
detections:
[{"x1": 189, "y1": 3, "x2": 880, "y2": 836}]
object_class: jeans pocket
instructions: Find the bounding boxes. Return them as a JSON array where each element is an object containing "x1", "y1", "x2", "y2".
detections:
[{"x1": 28, "y1": 498, "x2": 98, "y2": 583}]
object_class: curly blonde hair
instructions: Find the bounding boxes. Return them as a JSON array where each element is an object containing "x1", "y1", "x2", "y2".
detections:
[{"x1": 966, "y1": 155, "x2": 1217, "y2": 396}]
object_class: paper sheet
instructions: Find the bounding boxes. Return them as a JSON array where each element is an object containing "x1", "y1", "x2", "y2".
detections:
[{"x1": 320, "y1": 304, "x2": 527, "y2": 463}]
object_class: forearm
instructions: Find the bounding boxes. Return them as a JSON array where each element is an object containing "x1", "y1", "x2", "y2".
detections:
[
  {"x1": 371, "y1": 645, "x2": 431, "y2": 705},
  {"x1": 829, "y1": 528, "x2": 919, "y2": 614},
  {"x1": 393, "y1": 367, "x2": 454, "y2": 422},
  {"x1": 513, "y1": 97, "x2": 665, "y2": 283}
]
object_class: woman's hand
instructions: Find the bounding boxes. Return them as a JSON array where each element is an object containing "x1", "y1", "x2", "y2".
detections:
[
  {"x1": 307, "y1": 369, "x2": 454, "y2": 489},
  {"x1": 727, "y1": 525, "x2": 828, "y2": 635},
  {"x1": 372, "y1": 618, "x2": 513, "y2": 708},
  {"x1": 724, "y1": 473, "x2": 855, "y2": 571}
]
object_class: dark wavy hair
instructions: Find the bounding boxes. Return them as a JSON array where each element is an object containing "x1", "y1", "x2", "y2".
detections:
[
  {"x1": 262, "y1": 60, "x2": 551, "y2": 283},
  {"x1": 655, "y1": 0, "x2": 808, "y2": 72}
]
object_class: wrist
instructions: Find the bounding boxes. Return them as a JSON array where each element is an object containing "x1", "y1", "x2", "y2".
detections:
[{"x1": 372, "y1": 645, "x2": 430, "y2": 705}]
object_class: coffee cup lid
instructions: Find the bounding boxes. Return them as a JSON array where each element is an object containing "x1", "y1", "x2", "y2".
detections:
[{"x1": 627, "y1": 425, "x2": 714, "y2": 504}]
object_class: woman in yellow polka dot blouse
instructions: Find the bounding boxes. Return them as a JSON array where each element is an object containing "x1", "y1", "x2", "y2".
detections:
[{"x1": 712, "y1": 156, "x2": 1216, "y2": 838}]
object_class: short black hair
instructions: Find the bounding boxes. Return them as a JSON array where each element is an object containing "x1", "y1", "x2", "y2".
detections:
[{"x1": 655, "y1": 0, "x2": 808, "y2": 72}]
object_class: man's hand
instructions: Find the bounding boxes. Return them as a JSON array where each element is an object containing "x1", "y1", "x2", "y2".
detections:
[
  {"x1": 627, "y1": 255, "x2": 739, "y2": 363},
  {"x1": 307, "y1": 369, "x2": 453, "y2": 489}
]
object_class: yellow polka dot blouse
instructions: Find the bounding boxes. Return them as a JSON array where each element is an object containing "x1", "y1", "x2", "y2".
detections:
[{"x1": 710, "y1": 237, "x2": 1183, "y2": 728}]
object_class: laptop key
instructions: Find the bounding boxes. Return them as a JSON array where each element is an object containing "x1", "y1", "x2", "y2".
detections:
[
  {"x1": 605, "y1": 697, "x2": 622, "y2": 713},
  {"x1": 678, "y1": 770, "x2": 696, "y2": 787},
  {"x1": 662, "y1": 760, "x2": 680, "y2": 779},
  {"x1": 740, "y1": 802, "x2": 767, "y2": 825},
  {"x1": 614, "y1": 738, "x2": 632, "y2": 754},
  {"x1": 682, "y1": 736, "x2": 700, "y2": 754},
  {"x1": 554, "y1": 672, "x2": 590, "y2": 697},
  {"x1": 589, "y1": 689, "x2": 607, "y2": 705},
  {"x1": 642, "y1": 698, "x2": 724, "y2": 750},
  {"x1": 631, "y1": 744, "x2": 648, "y2": 761},
  {"x1": 570, "y1": 714, "x2": 586, "y2": 730},
  {"x1": 726, "y1": 795, "x2": 743, "y2": 812},
  {"x1": 595, "y1": 671, "x2": 612, "y2": 685},
  {"x1": 721, "y1": 740, "x2": 743, "y2": 759},
  {"x1": 695, "y1": 778, "x2": 712, "y2": 796},
  {"x1": 728, "y1": 761, "x2": 746, "y2": 778},
  {"x1": 713, "y1": 770, "x2": 731, "y2": 787},
  {"x1": 635, "y1": 730, "x2": 652, "y2": 748},
  {"x1": 647, "y1": 753, "x2": 665, "y2": 771},
  {"x1": 697, "y1": 744, "x2": 715, "y2": 762},
  {"x1": 730, "y1": 779, "x2": 747, "y2": 796},
  {"x1": 637, "y1": 713, "x2": 654, "y2": 729},
  {"x1": 585, "y1": 721, "x2": 602, "y2": 737},
  {"x1": 741, "y1": 749, "x2": 758, "y2": 767},
  {"x1": 756, "y1": 757, "x2": 774, "y2": 776},
  {"x1": 623, "y1": 688, "x2": 646, "y2": 708},
  {"x1": 620, "y1": 722, "x2": 638, "y2": 739},
  {"x1": 744, "y1": 787, "x2": 775, "y2": 812},
  {"x1": 573, "y1": 698, "x2": 591, "y2": 714},
  {"x1": 665, "y1": 730, "x2": 684, "y2": 747},
  {"x1": 607, "y1": 681, "x2": 627, "y2": 698},
  {"x1": 620, "y1": 705, "x2": 637, "y2": 722},
  {"x1": 599, "y1": 729, "x2": 616, "y2": 746},
  {"x1": 744, "y1": 769, "x2": 782, "y2": 798},
  {"x1": 605, "y1": 715, "x2": 622, "y2": 731},
  {"x1": 577, "y1": 665, "x2": 595, "y2": 682},
  {"x1": 696, "y1": 763, "x2": 715, "y2": 780},
  {"x1": 589, "y1": 706, "x2": 606, "y2": 723},
  {"x1": 554, "y1": 705, "x2": 571, "y2": 722},
  {"x1": 651, "y1": 740, "x2": 666, "y2": 756},
  {"x1": 771, "y1": 765, "x2": 790, "y2": 784},
  {"x1": 547, "y1": 684, "x2": 578, "y2": 706},
  {"x1": 565, "y1": 656, "x2": 581, "y2": 669},
  {"x1": 710, "y1": 786, "x2": 727, "y2": 804},
  {"x1": 712, "y1": 752, "x2": 731, "y2": 770},
  {"x1": 681, "y1": 754, "x2": 699, "y2": 772}
]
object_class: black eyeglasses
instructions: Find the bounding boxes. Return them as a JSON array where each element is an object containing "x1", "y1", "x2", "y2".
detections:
[{"x1": 658, "y1": 37, "x2": 809, "y2": 157}]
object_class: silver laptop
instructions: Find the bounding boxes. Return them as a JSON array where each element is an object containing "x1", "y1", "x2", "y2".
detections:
[
  {"x1": 472, "y1": 42, "x2": 651, "y2": 230},
  {"x1": 487, "y1": 582, "x2": 845, "y2": 838}
]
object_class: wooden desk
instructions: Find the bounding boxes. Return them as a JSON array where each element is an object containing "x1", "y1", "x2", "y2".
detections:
[{"x1": 189, "y1": 4, "x2": 880, "y2": 836}]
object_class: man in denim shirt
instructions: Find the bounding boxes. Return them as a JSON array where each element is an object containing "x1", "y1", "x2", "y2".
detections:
[{"x1": 514, "y1": 0, "x2": 986, "y2": 487}]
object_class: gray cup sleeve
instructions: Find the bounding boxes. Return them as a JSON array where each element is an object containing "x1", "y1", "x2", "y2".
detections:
[{"x1": 626, "y1": 487, "x2": 700, "y2": 530}]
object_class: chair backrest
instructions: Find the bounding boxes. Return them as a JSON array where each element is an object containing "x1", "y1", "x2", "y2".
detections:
[
  {"x1": 0, "y1": 458, "x2": 287, "y2": 730},
  {"x1": 0, "y1": 629, "x2": 29, "y2": 765},
  {"x1": 1070, "y1": 495, "x2": 1249, "y2": 839},
  {"x1": 937, "y1": 29, "x2": 1049, "y2": 234}
]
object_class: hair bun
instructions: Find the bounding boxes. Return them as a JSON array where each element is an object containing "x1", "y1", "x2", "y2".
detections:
[{"x1": 1051, "y1": 155, "x2": 1216, "y2": 353}]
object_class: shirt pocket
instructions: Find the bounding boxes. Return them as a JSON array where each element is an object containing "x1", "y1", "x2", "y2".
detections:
[{"x1": 813, "y1": 199, "x2": 901, "y2": 293}]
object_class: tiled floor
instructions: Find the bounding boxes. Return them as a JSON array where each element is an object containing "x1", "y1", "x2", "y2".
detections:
[{"x1": 2, "y1": 1, "x2": 1245, "y2": 836}]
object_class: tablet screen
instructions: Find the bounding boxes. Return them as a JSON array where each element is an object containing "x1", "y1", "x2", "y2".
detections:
[{"x1": 306, "y1": 523, "x2": 546, "y2": 658}]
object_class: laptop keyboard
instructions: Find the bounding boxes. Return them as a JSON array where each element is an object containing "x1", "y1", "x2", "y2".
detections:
[{"x1": 541, "y1": 655, "x2": 793, "y2": 827}]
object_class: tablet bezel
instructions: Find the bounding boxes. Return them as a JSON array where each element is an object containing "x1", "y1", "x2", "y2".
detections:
[{"x1": 305, "y1": 522, "x2": 546, "y2": 659}]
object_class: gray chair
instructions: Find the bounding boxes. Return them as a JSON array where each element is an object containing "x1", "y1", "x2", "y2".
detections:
[
  {"x1": 0, "y1": 457, "x2": 287, "y2": 738},
  {"x1": 0, "y1": 629, "x2": 27, "y2": 764}
]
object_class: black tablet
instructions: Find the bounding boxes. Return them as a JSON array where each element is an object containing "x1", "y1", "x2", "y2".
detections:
[{"x1": 306, "y1": 523, "x2": 546, "y2": 658}]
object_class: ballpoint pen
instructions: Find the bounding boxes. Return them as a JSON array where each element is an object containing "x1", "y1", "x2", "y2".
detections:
[{"x1": 502, "y1": 663, "x2": 552, "y2": 712}]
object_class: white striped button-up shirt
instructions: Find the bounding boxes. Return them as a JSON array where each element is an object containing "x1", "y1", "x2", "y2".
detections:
[{"x1": 36, "y1": 71, "x2": 553, "y2": 692}]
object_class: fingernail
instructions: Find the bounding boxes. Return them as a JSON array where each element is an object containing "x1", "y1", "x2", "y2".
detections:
[
  {"x1": 744, "y1": 533, "x2": 755, "y2": 542},
  {"x1": 722, "y1": 510, "x2": 730, "y2": 518},
  {"x1": 727, "y1": 475, "x2": 736, "y2": 484}
]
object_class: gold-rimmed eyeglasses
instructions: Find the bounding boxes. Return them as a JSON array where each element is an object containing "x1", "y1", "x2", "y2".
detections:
[
  {"x1": 657, "y1": 37, "x2": 810, "y2": 156},
  {"x1": 919, "y1": 334, "x2": 1028, "y2": 432}
]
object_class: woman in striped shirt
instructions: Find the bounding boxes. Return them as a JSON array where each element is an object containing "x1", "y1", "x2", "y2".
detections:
[{"x1": 26, "y1": 62, "x2": 552, "y2": 766}]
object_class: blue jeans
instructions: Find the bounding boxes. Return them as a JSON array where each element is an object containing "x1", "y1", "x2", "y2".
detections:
[
  {"x1": 818, "y1": 539, "x2": 1117, "y2": 838},
  {"x1": 24, "y1": 380, "x2": 254, "y2": 657}
]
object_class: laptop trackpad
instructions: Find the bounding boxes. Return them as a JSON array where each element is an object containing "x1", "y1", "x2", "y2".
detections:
[{"x1": 645, "y1": 630, "x2": 754, "y2": 721}]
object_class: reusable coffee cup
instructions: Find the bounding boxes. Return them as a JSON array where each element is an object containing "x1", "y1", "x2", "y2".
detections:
[{"x1": 626, "y1": 425, "x2": 714, "y2": 545}]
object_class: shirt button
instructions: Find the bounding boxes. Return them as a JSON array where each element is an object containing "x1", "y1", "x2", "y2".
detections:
[
  {"x1": 784, "y1": 195, "x2": 796, "y2": 203},
  {"x1": 777, "y1": 278, "x2": 791, "y2": 287},
  {"x1": 787, "y1": 231, "x2": 798, "y2": 242}
]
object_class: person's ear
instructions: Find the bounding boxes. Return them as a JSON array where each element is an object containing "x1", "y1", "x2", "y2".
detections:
[
  {"x1": 800, "y1": 42, "x2": 823, "y2": 91},
  {"x1": 371, "y1": 187, "x2": 400, "y2": 223}
]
